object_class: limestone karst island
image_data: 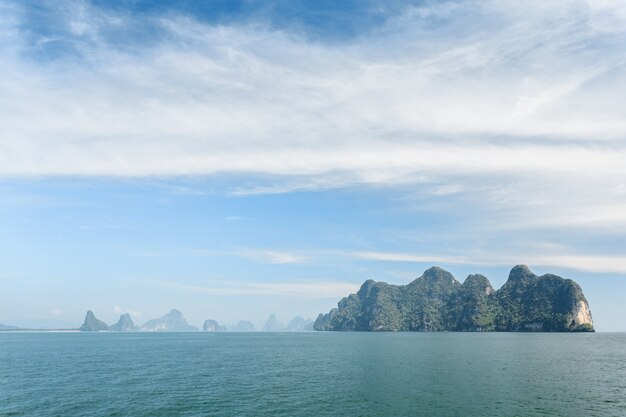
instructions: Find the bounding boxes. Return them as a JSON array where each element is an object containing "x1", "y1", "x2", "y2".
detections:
[
  {"x1": 74, "y1": 265, "x2": 594, "y2": 334},
  {"x1": 314, "y1": 265, "x2": 594, "y2": 332}
]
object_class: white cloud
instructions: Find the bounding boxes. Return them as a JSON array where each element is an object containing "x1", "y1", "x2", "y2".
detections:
[
  {"x1": 167, "y1": 280, "x2": 359, "y2": 299},
  {"x1": 141, "y1": 245, "x2": 626, "y2": 274},
  {"x1": 50, "y1": 307, "x2": 63, "y2": 316},
  {"x1": 352, "y1": 251, "x2": 626, "y2": 274},
  {"x1": 131, "y1": 247, "x2": 309, "y2": 265},
  {"x1": 353, "y1": 252, "x2": 478, "y2": 265},
  {"x1": 0, "y1": 0, "x2": 625, "y2": 231},
  {"x1": 113, "y1": 305, "x2": 143, "y2": 317},
  {"x1": 240, "y1": 250, "x2": 307, "y2": 265},
  {"x1": 202, "y1": 248, "x2": 308, "y2": 265},
  {"x1": 527, "y1": 254, "x2": 626, "y2": 274}
]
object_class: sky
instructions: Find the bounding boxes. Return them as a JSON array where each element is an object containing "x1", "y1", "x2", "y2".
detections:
[{"x1": 1, "y1": 0, "x2": 625, "y2": 331}]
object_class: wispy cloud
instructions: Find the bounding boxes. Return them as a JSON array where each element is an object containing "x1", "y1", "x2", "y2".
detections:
[
  {"x1": 1, "y1": 0, "x2": 625, "y2": 234},
  {"x1": 165, "y1": 280, "x2": 359, "y2": 299},
  {"x1": 237, "y1": 250, "x2": 308, "y2": 265},
  {"x1": 131, "y1": 247, "x2": 309, "y2": 265},
  {"x1": 113, "y1": 305, "x2": 143, "y2": 318},
  {"x1": 353, "y1": 251, "x2": 626, "y2": 274},
  {"x1": 353, "y1": 252, "x2": 479, "y2": 266},
  {"x1": 50, "y1": 307, "x2": 63, "y2": 317},
  {"x1": 136, "y1": 245, "x2": 626, "y2": 274},
  {"x1": 1, "y1": 1, "x2": 625, "y2": 169}
]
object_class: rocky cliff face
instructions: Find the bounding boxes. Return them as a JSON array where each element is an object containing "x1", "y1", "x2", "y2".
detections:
[
  {"x1": 109, "y1": 313, "x2": 137, "y2": 331},
  {"x1": 493, "y1": 265, "x2": 594, "y2": 331},
  {"x1": 314, "y1": 265, "x2": 594, "y2": 332},
  {"x1": 573, "y1": 300, "x2": 593, "y2": 327},
  {"x1": 79, "y1": 310, "x2": 109, "y2": 331}
]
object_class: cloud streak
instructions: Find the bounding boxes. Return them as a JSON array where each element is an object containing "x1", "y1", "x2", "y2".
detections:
[
  {"x1": 1, "y1": 0, "x2": 625, "y2": 231},
  {"x1": 353, "y1": 251, "x2": 626, "y2": 274},
  {"x1": 165, "y1": 280, "x2": 359, "y2": 299},
  {"x1": 1, "y1": 1, "x2": 625, "y2": 170},
  {"x1": 136, "y1": 244, "x2": 626, "y2": 275},
  {"x1": 113, "y1": 305, "x2": 143, "y2": 318}
]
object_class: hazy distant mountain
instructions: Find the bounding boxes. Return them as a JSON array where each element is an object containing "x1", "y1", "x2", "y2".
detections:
[
  {"x1": 286, "y1": 316, "x2": 314, "y2": 332},
  {"x1": 315, "y1": 265, "x2": 594, "y2": 332},
  {"x1": 109, "y1": 313, "x2": 137, "y2": 331},
  {"x1": 202, "y1": 319, "x2": 227, "y2": 332},
  {"x1": 79, "y1": 310, "x2": 109, "y2": 331},
  {"x1": 232, "y1": 320, "x2": 256, "y2": 332},
  {"x1": 140, "y1": 309, "x2": 198, "y2": 332},
  {"x1": 262, "y1": 314, "x2": 285, "y2": 332},
  {"x1": 0, "y1": 323, "x2": 19, "y2": 330}
]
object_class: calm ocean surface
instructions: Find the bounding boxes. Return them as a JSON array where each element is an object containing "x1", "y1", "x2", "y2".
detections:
[{"x1": 1, "y1": 332, "x2": 625, "y2": 416}]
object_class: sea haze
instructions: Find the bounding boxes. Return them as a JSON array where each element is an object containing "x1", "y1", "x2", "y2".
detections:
[{"x1": 1, "y1": 332, "x2": 625, "y2": 417}]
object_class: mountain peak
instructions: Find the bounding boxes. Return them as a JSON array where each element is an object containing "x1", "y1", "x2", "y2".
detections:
[
  {"x1": 109, "y1": 313, "x2": 137, "y2": 331},
  {"x1": 463, "y1": 274, "x2": 495, "y2": 295},
  {"x1": 315, "y1": 265, "x2": 594, "y2": 332},
  {"x1": 508, "y1": 265, "x2": 536, "y2": 281},
  {"x1": 424, "y1": 265, "x2": 446, "y2": 274},
  {"x1": 79, "y1": 310, "x2": 108, "y2": 331},
  {"x1": 140, "y1": 309, "x2": 197, "y2": 332},
  {"x1": 263, "y1": 314, "x2": 285, "y2": 332},
  {"x1": 421, "y1": 266, "x2": 457, "y2": 283}
]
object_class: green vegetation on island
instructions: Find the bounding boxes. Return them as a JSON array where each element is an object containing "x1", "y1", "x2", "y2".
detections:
[{"x1": 314, "y1": 265, "x2": 594, "y2": 332}]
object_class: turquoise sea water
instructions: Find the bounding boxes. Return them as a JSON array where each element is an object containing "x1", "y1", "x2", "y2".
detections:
[{"x1": 1, "y1": 332, "x2": 625, "y2": 416}]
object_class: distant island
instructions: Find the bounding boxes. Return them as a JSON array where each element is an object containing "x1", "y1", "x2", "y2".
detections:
[
  {"x1": 75, "y1": 310, "x2": 315, "y2": 333},
  {"x1": 203, "y1": 319, "x2": 227, "y2": 332},
  {"x1": 79, "y1": 309, "x2": 199, "y2": 332},
  {"x1": 314, "y1": 265, "x2": 594, "y2": 332},
  {"x1": 140, "y1": 309, "x2": 198, "y2": 332},
  {"x1": 261, "y1": 314, "x2": 314, "y2": 332},
  {"x1": 1, "y1": 266, "x2": 594, "y2": 333},
  {"x1": 79, "y1": 310, "x2": 109, "y2": 331}
]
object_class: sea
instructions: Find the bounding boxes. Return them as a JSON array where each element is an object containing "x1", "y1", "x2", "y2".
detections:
[{"x1": 1, "y1": 332, "x2": 625, "y2": 416}]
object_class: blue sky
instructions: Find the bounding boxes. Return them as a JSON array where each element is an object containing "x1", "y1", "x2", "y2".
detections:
[{"x1": 1, "y1": 0, "x2": 625, "y2": 330}]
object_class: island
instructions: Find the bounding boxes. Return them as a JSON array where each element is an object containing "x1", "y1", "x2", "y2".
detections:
[
  {"x1": 109, "y1": 313, "x2": 137, "y2": 331},
  {"x1": 231, "y1": 320, "x2": 256, "y2": 332},
  {"x1": 203, "y1": 319, "x2": 227, "y2": 332},
  {"x1": 78, "y1": 309, "x2": 198, "y2": 332},
  {"x1": 79, "y1": 310, "x2": 109, "y2": 331},
  {"x1": 314, "y1": 265, "x2": 594, "y2": 332},
  {"x1": 139, "y1": 309, "x2": 198, "y2": 332}
]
